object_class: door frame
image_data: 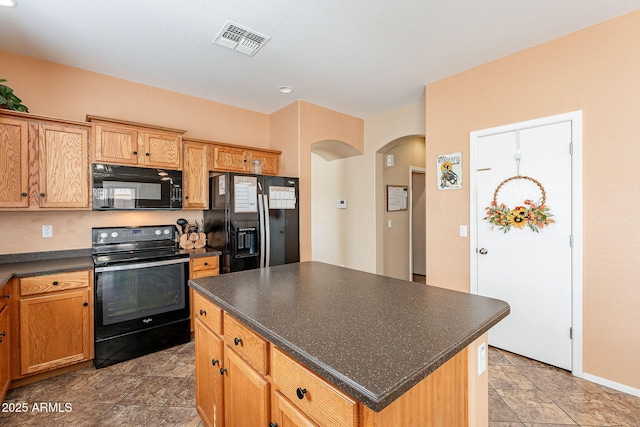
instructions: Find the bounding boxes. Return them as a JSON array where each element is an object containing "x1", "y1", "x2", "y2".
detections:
[
  {"x1": 469, "y1": 110, "x2": 583, "y2": 377},
  {"x1": 408, "y1": 167, "x2": 426, "y2": 280}
]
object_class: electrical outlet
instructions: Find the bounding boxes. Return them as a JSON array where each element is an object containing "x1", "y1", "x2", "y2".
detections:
[
  {"x1": 42, "y1": 225, "x2": 53, "y2": 238},
  {"x1": 478, "y1": 342, "x2": 487, "y2": 374}
]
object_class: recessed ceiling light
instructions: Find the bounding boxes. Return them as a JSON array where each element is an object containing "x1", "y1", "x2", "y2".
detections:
[
  {"x1": 0, "y1": 0, "x2": 17, "y2": 7},
  {"x1": 278, "y1": 86, "x2": 294, "y2": 94}
]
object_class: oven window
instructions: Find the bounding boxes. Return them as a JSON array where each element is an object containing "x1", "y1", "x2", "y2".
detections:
[{"x1": 97, "y1": 262, "x2": 186, "y2": 325}]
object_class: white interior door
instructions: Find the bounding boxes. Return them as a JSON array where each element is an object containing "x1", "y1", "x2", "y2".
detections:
[{"x1": 474, "y1": 120, "x2": 573, "y2": 370}]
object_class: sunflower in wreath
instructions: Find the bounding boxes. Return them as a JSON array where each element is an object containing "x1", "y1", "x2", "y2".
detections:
[{"x1": 484, "y1": 176, "x2": 555, "y2": 233}]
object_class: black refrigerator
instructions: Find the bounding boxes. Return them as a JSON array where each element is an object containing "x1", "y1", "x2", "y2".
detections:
[{"x1": 204, "y1": 173, "x2": 300, "y2": 273}]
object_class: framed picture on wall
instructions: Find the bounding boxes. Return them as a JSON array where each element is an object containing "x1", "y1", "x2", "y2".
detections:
[
  {"x1": 437, "y1": 152, "x2": 462, "y2": 190},
  {"x1": 387, "y1": 185, "x2": 408, "y2": 211}
]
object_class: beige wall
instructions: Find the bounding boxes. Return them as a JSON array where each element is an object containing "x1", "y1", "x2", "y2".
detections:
[
  {"x1": 0, "y1": 51, "x2": 270, "y2": 147},
  {"x1": 269, "y1": 102, "x2": 300, "y2": 178},
  {"x1": 0, "y1": 49, "x2": 272, "y2": 254},
  {"x1": 297, "y1": 101, "x2": 365, "y2": 262},
  {"x1": 425, "y1": 11, "x2": 640, "y2": 390},
  {"x1": 308, "y1": 101, "x2": 425, "y2": 274}
]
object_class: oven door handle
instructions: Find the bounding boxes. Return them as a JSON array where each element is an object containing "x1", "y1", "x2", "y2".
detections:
[{"x1": 95, "y1": 257, "x2": 189, "y2": 273}]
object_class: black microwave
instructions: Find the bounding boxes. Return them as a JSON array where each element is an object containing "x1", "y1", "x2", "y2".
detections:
[{"x1": 92, "y1": 164, "x2": 182, "y2": 210}]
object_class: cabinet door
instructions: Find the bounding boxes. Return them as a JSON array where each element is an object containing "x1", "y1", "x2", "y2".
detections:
[
  {"x1": 183, "y1": 142, "x2": 209, "y2": 209},
  {"x1": 94, "y1": 124, "x2": 140, "y2": 165},
  {"x1": 224, "y1": 347, "x2": 269, "y2": 427},
  {"x1": 195, "y1": 319, "x2": 225, "y2": 427},
  {"x1": 272, "y1": 391, "x2": 318, "y2": 427},
  {"x1": 249, "y1": 150, "x2": 280, "y2": 176},
  {"x1": 0, "y1": 117, "x2": 29, "y2": 207},
  {"x1": 0, "y1": 304, "x2": 10, "y2": 400},
  {"x1": 37, "y1": 123, "x2": 90, "y2": 208},
  {"x1": 212, "y1": 146, "x2": 248, "y2": 173},
  {"x1": 141, "y1": 131, "x2": 182, "y2": 169},
  {"x1": 19, "y1": 289, "x2": 92, "y2": 375}
]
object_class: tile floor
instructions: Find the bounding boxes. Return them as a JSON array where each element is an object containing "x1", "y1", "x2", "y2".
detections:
[
  {"x1": 1, "y1": 342, "x2": 639, "y2": 426},
  {"x1": 489, "y1": 347, "x2": 640, "y2": 426},
  {"x1": 0, "y1": 341, "x2": 201, "y2": 426}
]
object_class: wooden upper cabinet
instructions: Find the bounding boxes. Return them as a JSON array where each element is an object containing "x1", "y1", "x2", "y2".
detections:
[
  {"x1": 0, "y1": 111, "x2": 91, "y2": 210},
  {"x1": 141, "y1": 131, "x2": 182, "y2": 169},
  {"x1": 183, "y1": 141, "x2": 209, "y2": 209},
  {"x1": 248, "y1": 150, "x2": 280, "y2": 175},
  {"x1": 207, "y1": 143, "x2": 281, "y2": 176},
  {"x1": 212, "y1": 145, "x2": 249, "y2": 173},
  {"x1": 37, "y1": 123, "x2": 90, "y2": 208},
  {"x1": 93, "y1": 124, "x2": 139, "y2": 165},
  {"x1": 0, "y1": 116, "x2": 29, "y2": 208},
  {"x1": 87, "y1": 115, "x2": 185, "y2": 170}
]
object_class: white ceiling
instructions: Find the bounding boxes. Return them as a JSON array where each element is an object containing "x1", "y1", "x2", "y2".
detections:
[{"x1": 1, "y1": 1, "x2": 638, "y2": 119}]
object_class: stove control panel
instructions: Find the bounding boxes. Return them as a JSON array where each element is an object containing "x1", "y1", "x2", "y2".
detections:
[{"x1": 92, "y1": 225, "x2": 177, "y2": 245}]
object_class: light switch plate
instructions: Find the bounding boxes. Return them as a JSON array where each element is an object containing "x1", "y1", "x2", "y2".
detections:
[
  {"x1": 42, "y1": 225, "x2": 53, "y2": 238},
  {"x1": 459, "y1": 225, "x2": 467, "y2": 237}
]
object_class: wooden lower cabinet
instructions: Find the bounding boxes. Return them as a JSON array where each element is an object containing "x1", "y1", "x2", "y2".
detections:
[
  {"x1": 223, "y1": 347, "x2": 270, "y2": 427},
  {"x1": 13, "y1": 270, "x2": 93, "y2": 378},
  {"x1": 0, "y1": 302, "x2": 10, "y2": 401},
  {"x1": 194, "y1": 293, "x2": 469, "y2": 427},
  {"x1": 195, "y1": 318, "x2": 225, "y2": 427},
  {"x1": 272, "y1": 390, "x2": 318, "y2": 427},
  {"x1": 190, "y1": 256, "x2": 220, "y2": 333}
]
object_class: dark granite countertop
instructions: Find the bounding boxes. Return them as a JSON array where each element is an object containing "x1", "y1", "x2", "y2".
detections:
[
  {"x1": 0, "y1": 251, "x2": 94, "y2": 290},
  {"x1": 189, "y1": 261, "x2": 510, "y2": 412}
]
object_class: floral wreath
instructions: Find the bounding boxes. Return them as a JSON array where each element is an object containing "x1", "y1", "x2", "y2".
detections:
[{"x1": 484, "y1": 175, "x2": 554, "y2": 233}]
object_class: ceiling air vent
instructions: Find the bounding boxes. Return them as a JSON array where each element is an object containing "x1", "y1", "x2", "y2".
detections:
[{"x1": 213, "y1": 21, "x2": 270, "y2": 56}]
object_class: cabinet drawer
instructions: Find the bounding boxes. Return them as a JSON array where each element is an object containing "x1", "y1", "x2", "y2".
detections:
[
  {"x1": 271, "y1": 347, "x2": 358, "y2": 427},
  {"x1": 192, "y1": 292, "x2": 222, "y2": 335},
  {"x1": 190, "y1": 256, "x2": 219, "y2": 279},
  {"x1": 223, "y1": 312, "x2": 268, "y2": 375},
  {"x1": 20, "y1": 270, "x2": 90, "y2": 296}
]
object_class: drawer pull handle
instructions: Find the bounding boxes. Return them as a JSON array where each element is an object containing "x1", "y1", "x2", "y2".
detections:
[
  {"x1": 52, "y1": 281, "x2": 59, "y2": 286},
  {"x1": 39, "y1": 192, "x2": 46, "y2": 197},
  {"x1": 0, "y1": 331, "x2": 5, "y2": 337},
  {"x1": 203, "y1": 262, "x2": 208, "y2": 266},
  {"x1": 83, "y1": 302, "x2": 88, "y2": 307},
  {"x1": 146, "y1": 152, "x2": 150, "y2": 157},
  {"x1": 1, "y1": 294, "x2": 9, "y2": 299},
  {"x1": 220, "y1": 368, "x2": 227, "y2": 375},
  {"x1": 199, "y1": 309, "x2": 206, "y2": 316},
  {"x1": 133, "y1": 151, "x2": 138, "y2": 155},
  {"x1": 296, "y1": 388, "x2": 307, "y2": 400},
  {"x1": 21, "y1": 192, "x2": 27, "y2": 197},
  {"x1": 234, "y1": 337, "x2": 242, "y2": 346},
  {"x1": 270, "y1": 423, "x2": 279, "y2": 427},
  {"x1": 211, "y1": 359, "x2": 219, "y2": 366}
]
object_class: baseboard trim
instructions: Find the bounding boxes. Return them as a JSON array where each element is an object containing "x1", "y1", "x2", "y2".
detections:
[{"x1": 582, "y1": 372, "x2": 640, "y2": 397}]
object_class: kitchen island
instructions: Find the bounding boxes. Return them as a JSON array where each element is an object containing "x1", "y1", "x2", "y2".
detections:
[{"x1": 189, "y1": 261, "x2": 509, "y2": 426}]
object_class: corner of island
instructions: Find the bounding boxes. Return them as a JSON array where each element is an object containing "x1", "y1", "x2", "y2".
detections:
[{"x1": 189, "y1": 261, "x2": 510, "y2": 427}]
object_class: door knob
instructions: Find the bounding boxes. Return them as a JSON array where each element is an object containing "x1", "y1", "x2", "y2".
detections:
[{"x1": 479, "y1": 248, "x2": 488, "y2": 255}]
